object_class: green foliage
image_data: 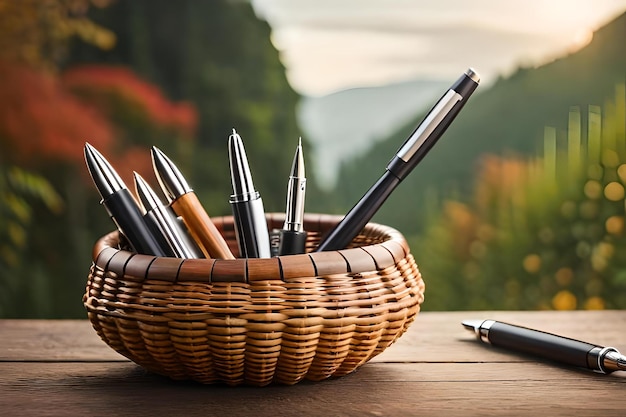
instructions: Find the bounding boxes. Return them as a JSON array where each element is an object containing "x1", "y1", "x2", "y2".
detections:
[
  {"x1": 417, "y1": 85, "x2": 626, "y2": 311},
  {"x1": 0, "y1": 165, "x2": 63, "y2": 317},
  {"x1": 0, "y1": 0, "x2": 309, "y2": 318},
  {"x1": 332, "y1": 12, "x2": 626, "y2": 236},
  {"x1": 68, "y1": 0, "x2": 314, "y2": 215}
]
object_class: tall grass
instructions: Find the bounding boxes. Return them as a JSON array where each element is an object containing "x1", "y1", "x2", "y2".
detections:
[{"x1": 414, "y1": 84, "x2": 626, "y2": 311}]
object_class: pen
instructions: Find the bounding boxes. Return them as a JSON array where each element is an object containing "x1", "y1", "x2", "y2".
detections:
[
  {"x1": 278, "y1": 138, "x2": 307, "y2": 255},
  {"x1": 315, "y1": 68, "x2": 480, "y2": 252},
  {"x1": 83, "y1": 143, "x2": 169, "y2": 256},
  {"x1": 151, "y1": 146, "x2": 235, "y2": 259},
  {"x1": 462, "y1": 319, "x2": 626, "y2": 374},
  {"x1": 228, "y1": 129, "x2": 271, "y2": 258},
  {"x1": 133, "y1": 172, "x2": 203, "y2": 259}
]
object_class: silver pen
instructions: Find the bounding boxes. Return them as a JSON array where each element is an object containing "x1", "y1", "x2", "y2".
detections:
[
  {"x1": 228, "y1": 129, "x2": 271, "y2": 258},
  {"x1": 134, "y1": 172, "x2": 203, "y2": 259},
  {"x1": 278, "y1": 138, "x2": 307, "y2": 255}
]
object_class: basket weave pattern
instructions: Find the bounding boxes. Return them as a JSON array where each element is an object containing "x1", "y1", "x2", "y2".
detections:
[{"x1": 84, "y1": 213, "x2": 425, "y2": 386}]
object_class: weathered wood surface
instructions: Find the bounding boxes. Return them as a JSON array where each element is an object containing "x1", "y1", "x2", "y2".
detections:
[{"x1": 1, "y1": 311, "x2": 625, "y2": 416}]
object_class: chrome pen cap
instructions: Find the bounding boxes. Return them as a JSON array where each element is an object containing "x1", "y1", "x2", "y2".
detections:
[
  {"x1": 84, "y1": 143, "x2": 126, "y2": 198},
  {"x1": 134, "y1": 171, "x2": 165, "y2": 213},
  {"x1": 228, "y1": 129, "x2": 259, "y2": 202},
  {"x1": 151, "y1": 146, "x2": 193, "y2": 202}
]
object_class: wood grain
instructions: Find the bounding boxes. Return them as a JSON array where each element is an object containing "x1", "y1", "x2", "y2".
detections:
[
  {"x1": 2, "y1": 311, "x2": 626, "y2": 416},
  {"x1": 0, "y1": 362, "x2": 623, "y2": 417}
]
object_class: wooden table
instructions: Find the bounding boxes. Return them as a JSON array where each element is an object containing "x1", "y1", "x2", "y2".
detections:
[{"x1": 1, "y1": 310, "x2": 625, "y2": 416}]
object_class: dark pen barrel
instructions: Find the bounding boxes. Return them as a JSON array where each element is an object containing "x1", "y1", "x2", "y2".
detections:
[
  {"x1": 278, "y1": 230, "x2": 307, "y2": 255},
  {"x1": 488, "y1": 321, "x2": 598, "y2": 369},
  {"x1": 316, "y1": 172, "x2": 400, "y2": 252},
  {"x1": 103, "y1": 189, "x2": 169, "y2": 256},
  {"x1": 315, "y1": 69, "x2": 479, "y2": 252},
  {"x1": 230, "y1": 197, "x2": 270, "y2": 258}
]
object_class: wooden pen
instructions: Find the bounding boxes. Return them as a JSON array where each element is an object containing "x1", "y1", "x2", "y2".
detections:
[{"x1": 151, "y1": 146, "x2": 235, "y2": 259}]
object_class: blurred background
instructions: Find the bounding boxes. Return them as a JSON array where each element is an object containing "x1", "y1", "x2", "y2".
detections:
[{"x1": 0, "y1": 0, "x2": 625, "y2": 317}]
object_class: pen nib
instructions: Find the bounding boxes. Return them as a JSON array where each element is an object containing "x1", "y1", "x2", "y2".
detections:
[
  {"x1": 461, "y1": 320, "x2": 486, "y2": 339},
  {"x1": 291, "y1": 138, "x2": 305, "y2": 179}
]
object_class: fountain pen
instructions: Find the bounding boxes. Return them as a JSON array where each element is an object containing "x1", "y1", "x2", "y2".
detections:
[
  {"x1": 463, "y1": 319, "x2": 626, "y2": 374},
  {"x1": 151, "y1": 147, "x2": 235, "y2": 259},
  {"x1": 316, "y1": 68, "x2": 480, "y2": 252},
  {"x1": 278, "y1": 138, "x2": 307, "y2": 255},
  {"x1": 84, "y1": 143, "x2": 168, "y2": 256},
  {"x1": 133, "y1": 172, "x2": 203, "y2": 259},
  {"x1": 228, "y1": 129, "x2": 271, "y2": 258}
]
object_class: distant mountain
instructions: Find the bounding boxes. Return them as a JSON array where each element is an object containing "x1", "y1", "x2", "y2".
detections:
[
  {"x1": 297, "y1": 78, "x2": 449, "y2": 189},
  {"x1": 330, "y1": 11, "x2": 626, "y2": 235}
]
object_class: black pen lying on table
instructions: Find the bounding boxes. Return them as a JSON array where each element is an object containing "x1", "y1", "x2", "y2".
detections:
[
  {"x1": 315, "y1": 68, "x2": 480, "y2": 252},
  {"x1": 463, "y1": 319, "x2": 626, "y2": 374}
]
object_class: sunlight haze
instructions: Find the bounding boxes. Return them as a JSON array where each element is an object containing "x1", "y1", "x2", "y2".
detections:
[{"x1": 251, "y1": 0, "x2": 626, "y2": 95}]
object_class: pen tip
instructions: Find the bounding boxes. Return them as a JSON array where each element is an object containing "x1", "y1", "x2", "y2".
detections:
[
  {"x1": 465, "y1": 68, "x2": 480, "y2": 83},
  {"x1": 84, "y1": 142, "x2": 95, "y2": 155},
  {"x1": 461, "y1": 320, "x2": 482, "y2": 332},
  {"x1": 132, "y1": 171, "x2": 144, "y2": 187},
  {"x1": 150, "y1": 146, "x2": 164, "y2": 162}
]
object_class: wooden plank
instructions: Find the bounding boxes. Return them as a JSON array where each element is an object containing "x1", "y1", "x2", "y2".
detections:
[
  {"x1": 0, "y1": 320, "x2": 126, "y2": 362},
  {"x1": 0, "y1": 362, "x2": 624, "y2": 417},
  {"x1": 1, "y1": 312, "x2": 626, "y2": 416},
  {"x1": 2, "y1": 311, "x2": 626, "y2": 364},
  {"x1": 374, "y1": 310, "x2": 626, "y2": 363}
]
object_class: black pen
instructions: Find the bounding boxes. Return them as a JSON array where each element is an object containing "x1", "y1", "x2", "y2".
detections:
[
  {"x1": 84, "y1": 143, "x2": 169, "y2": 256},
  {"x1": 228, "y1": 129, "x2": 271, "y2": 258},
  {"x1": 133, "y1": 172, "x2": 203, "y2": 259},
  {"x1": 278, "y1": 138, "x2": 307, "y2": 255},
  {"x1": 463, "y1": 319, "x2": 626, "y2": 374},
  {"x1": 316, "y1": 68, "x2": 480, "y2": 252}
]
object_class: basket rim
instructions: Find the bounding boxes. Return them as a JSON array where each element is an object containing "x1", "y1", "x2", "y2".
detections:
[{"x1": 92, "y1": 212, "x2": 410, "y2": 283}]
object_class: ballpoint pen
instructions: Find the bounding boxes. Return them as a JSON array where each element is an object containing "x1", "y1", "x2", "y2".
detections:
[
  {"x1": 277, "y1": 138, "x2": 307, "y2": 255},
  {"x1": 228, "y1": 128, "x2": 271, "y2": 258},
  {"x1": 315, "y1": 68, "x2": 480, "y2": 252},
  {"x1": 133, "y1": 172, "x2": 203, "y2": 259},
  {"x1": 151, "y1": 146, "x2": 235, "y2": 259},
  {"x1": 463, "y1": 319, "x2": 626, "y2": 374},
  {"x1": 83, "y1": 143, "x2": 169, "y2": 256}
]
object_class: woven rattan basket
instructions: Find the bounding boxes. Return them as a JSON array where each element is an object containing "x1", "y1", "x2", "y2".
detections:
[{"x1": 84, "y1": 213, "x2": 425, "y2": 386}]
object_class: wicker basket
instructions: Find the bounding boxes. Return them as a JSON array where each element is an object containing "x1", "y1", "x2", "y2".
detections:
[{"x1": 84, "y1": 213, "x2": 425, "y2": 386}]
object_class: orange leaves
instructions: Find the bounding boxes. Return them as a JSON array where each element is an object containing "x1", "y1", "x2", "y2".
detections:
[
  {"x1": 0, "y1": 62, "x2": 114, "y2": 166},
  {"x1": 0, "y1": 61, "x2": 199, "y2": 184},
  {"x1": 63, "y1": 65, "x2": 198, "y2": 137},
  {"x1": 474, "y1": 154, "x2": 529, "y2": 212}
]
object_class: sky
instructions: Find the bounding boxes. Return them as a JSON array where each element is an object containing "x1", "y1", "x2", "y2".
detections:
[{"x1": 250, "y1": 0, "x2": 626, "y2": 96}]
